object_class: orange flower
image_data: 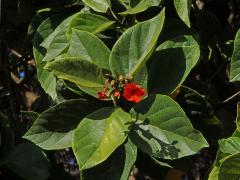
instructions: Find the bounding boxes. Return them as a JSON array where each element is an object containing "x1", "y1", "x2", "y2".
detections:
[
  {"x1": 98, "y1": 91, "x2": 107, "y2": 100},
  {"x1": 114, "y1": 91, "x2": 120, "y2": 97},
  {"x1": 123, "y1": 83, "x2": 145, "y2": 103}
]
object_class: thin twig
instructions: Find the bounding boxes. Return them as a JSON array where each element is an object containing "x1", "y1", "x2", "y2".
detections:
[
  {"x1": 109, "y1": 8, "x2": 122, "y2": 25},
  {"x1": 222, "y1": 91, "x2": 240, "y2": 104},
  {"x1": 10, "y1": 48, "x2": 22, "y2": 58}
]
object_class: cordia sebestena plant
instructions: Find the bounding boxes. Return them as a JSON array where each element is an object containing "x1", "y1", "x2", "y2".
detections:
[{"x1": 21, "y1": 0, "x2": 240, "y2": 179}]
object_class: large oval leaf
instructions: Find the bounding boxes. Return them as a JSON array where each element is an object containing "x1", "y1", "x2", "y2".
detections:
[
  {"x1": 42, "y1": 27, "x2": 70, "y2": 62},
  {"x1": 82, "y1": 139, "x2": 137, "y2": 180},
  {"x1": 27, "y1": 9, "x2": 51, "y2": 35},
  {"x1": 208, "y1": 130, "x2": 240, "y2": 180},
  {"x1": 174, "y1": 0, "x2": 192, "y2": 28},
  {"x1": 130, "y1": 94, "x2": 208, "y2": 159},
  {"x1": 109, "y1": 8, "x2": 165, "y2": 76},
  {"x1": 72, "y1": 107, "x2": 133, "y2": 170},
  {"x1": 135, "y1": 35, "x2": 200, "y2": 95},
  {"x1": 120, "y1": 0, "x2": 163, "y2": 16},
  {"x1": 41, "y1": 13, "x2": 114, "y2": 61},
  {"x1": 66, "y1": 12, "x2": 115, "y2": 39},
  {"x1": 219, "y1": 137, "x2": 240, "y2": 155},
  {"x1": 40, "y1": 15, "x2": 73, "y2": 49},
  {"x1": 23, "y1": 99, "x2": 102, "y2": 150},
  {"x1": 45, "y1": 57, "x2": 108, "y2": 97},
  {"x1": 230, "y1": 28, "x2": 240, "y2": 81},
  {"x1": 33, "y1": 15, "x2": 68, "y2": 100},
  {"x1": 82, "y1": 0, "x2": 110, "y2": 12},
  {"x1": 219, "y1": 153, "x2": 240, "y2": 180},
  {"x1": 120, "y1": 139, "x2": 137, "y2": 180},
  {"x1": 3, "y1": 143, "x2": 50, "y2": 180},
  {"x1": 208, "y1": 151, "x2": 229, "y2": 180},
  {"x1": 68, "y1": 29, "x2": 110, "y2": 70}
]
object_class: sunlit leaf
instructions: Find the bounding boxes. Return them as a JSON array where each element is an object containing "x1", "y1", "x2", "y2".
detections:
[
  {"x1": 110, "y1": 8, "x2": 165, "y2": 76},
  {"x1": 130, "y1": 94, "x2": 209, "y2": 159},
  {"x1": 174, "y1": 0, "x2": 192, "y2": 28},
  {"x1": 73, "y1": 107, "x2": 133, "y2": 170},
  {"x1": 230, "y1": 28, "x2": 240, "y2": 81}
]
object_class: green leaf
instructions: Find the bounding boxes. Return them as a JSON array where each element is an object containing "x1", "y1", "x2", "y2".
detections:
[
  {"x1": 33, "y1": 15, "x2": 66, "y2": 100},
  {"x1": 219, "y1": 137, "x2": 240, "y2": 155},
  {"x1": 130, "y1": 94, "x2": 208, "y2": 159},
  {"x1": 45, "y1": 57, "x2": 108, "y2": 97},
  {"x1": 28, "y1": 10, "x2": 50, "y2": 35},
  {"x1": 150, "y1": 157, "x2": 172, "y2": 168},
  {"x1": 23, "y1": 99, "x2": 102, "y2": 150},
  {"x1": 21, "y1": 111, "x2": 40, "y2": 122},
  {"x1": 208, "y1": 151, "x2": 229, "y2": 180},
  {"x1": 42, "y1": 28, "x2": 69, "y2": 62},
  {"x1": 174, "y1": 0, "x2": 192, "y2": 28},
  {"x1": 66, "y1": 12, "x2": 115, "y2": 39},
  {"x1": 121, "y1": 139, "x2": 138, "y2": 180},
  {"x1": 136, "y1": 35, "x2": 200, "y2": 95},
  {"x1": 120, "y1": 0, "x2": 163, "y2": 15},
  {"x1": 118, "y1": 0, "x2": 131, "y2": 8},
  {"x1": 64, "y1": 80, "x2": 88, "y2": 97},
  {"x1": 219, "y1": 153, "x2": 240, "y2": 180},
  {"x1": 230, "y1": 28, "x2": 240, "y2": 81},
  {"x1": 82, "y1": 139, "x2": 137, "y2": 180},
  {"x1": 110, "y1": 8, "x2": 165, "y2": 76},
  {"x1": 208, "y1": 130, "x2": 240, "y2": 180},
  {"x1": 72, "y1": 107, "x2": 133, "y2": 170},
  {"x1": 68, "y1": 29, "x2": 110, "y2": 70},
  {"x1": 82, "y1": 0, "x2": 110, "y2": 12},
  {"x1": 41, "y1": 13, "x2": 114, "y2": 62},
  {"x1": 236, "y1": 103, "x2": 240, "y2": 131},
  {"x1": 4, "y1": 143, "x2": 50, "y2": 180},
  {"x1": 40, "y1": 15, "x2": 73, "y2": 49}
]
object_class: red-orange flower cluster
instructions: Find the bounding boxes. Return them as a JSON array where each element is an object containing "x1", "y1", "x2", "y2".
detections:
[
  {"x1": 98, "y1": 91, "x2": 107, "y2": 100},
  {"x1": 114, "y1": 91, "x2": 120, "y2": 97},
  {"x1": 123, "y1": 83, "x2": 145, "y2": 103}
]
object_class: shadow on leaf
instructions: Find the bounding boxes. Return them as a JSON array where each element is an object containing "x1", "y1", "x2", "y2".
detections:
[{"x1": 130, "y1": 121, "x2": 180, "y2": 159}]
